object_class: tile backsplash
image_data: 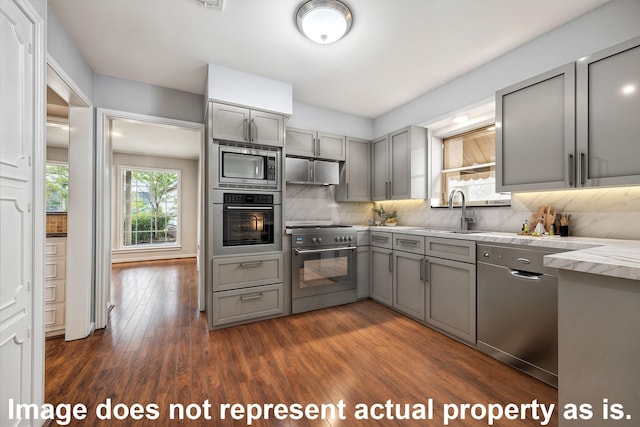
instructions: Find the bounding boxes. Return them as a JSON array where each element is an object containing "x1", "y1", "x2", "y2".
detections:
[
  {"x1": 46, "y1": 212, "x2": 68, "y2": 233},
  {"x1": 285, "y1": 184, "x2": 640, "y2": 241}
]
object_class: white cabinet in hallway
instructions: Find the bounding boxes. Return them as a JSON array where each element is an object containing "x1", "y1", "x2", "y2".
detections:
[{"x1": 45, "y1": 237, "x2": 67, "y2": 337}]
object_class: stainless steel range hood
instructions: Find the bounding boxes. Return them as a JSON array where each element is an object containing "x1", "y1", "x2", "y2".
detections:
[{"x1": 285, "y1": 157, "x2": 339, "y2": 185}]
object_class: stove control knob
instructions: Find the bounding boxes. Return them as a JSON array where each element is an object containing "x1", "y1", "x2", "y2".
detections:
[
  {"x1": 335, "y1": 236, "x2": 340, "y2": 242},
  {"x1": 317, "y1": 237, "x2": 323, "y2": 243},
  {"x1": 311, "y1": 237, "x2": 317, "y2": 244},
  {"x1": 348, "y1": 236, "x2": 353, "y2": 241}
]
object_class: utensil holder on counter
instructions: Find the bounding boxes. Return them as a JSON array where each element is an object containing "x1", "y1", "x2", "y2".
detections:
[{"x1": 559, "y1": 225, "x2": 569, "y2": 237}]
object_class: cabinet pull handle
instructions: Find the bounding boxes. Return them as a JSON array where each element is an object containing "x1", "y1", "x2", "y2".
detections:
[
  {"x1": 397, "y1": 239, "x2": 418, "y2": 246},
  {"x1": 372, "y1": 236, "x2": 389, "y2": 242},
  {"x1": 568, "y1": 153, "x2": 574, "y2": 186},
  {"x1": 251, "y1": 119, "x2": 256, "y2": 142},
  {"x1": 313, "y1": 137, "x2": 317, "y2": 156},
  {"x1": 389, "y1": 253, "x2": 393, "y2": 272},
  {"x1": 243, "y1": 118, "x2": 248, "y2": 141},
  {"x1": 346, "y1": 183, "x2": 349, "y2": 199},
  {"x1": 424, "y1": 260, "x2": 430, "y2": 283},
  {"x1": 580, "y1": 152, "x2": 586, "y2": 185},
  {"x1": 240, "y1": 292, "x2": 263, "y2": 301},
  {"x1": 419, "y1": 258, "x2": 424, "y2": 281},
  {"x1": 239, "y1": 261, "x2": 264, "y2": 268}
]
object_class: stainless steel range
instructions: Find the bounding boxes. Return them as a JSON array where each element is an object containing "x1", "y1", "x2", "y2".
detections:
[{"x1": 289, "y1": 224, "x2": 357, "y2": 314}]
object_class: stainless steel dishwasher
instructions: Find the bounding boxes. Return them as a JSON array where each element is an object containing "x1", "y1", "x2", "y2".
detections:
[{"x1": 477, "y1": 243, "x2": 562, "y2": 387}]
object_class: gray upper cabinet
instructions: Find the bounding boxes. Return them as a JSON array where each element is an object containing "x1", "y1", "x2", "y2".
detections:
[
  {"x1": 336, "y1": 136, "x2": 371, "y2": 202},
  {"x1": 210, "y1": 102, "x2": 284, "y2": 147},
  {"x1": 496, "y1": 63, "x2": 575, "y2": 192},
  {"x1": 285, "y1": 127, "x2": 346, "y2": 161},
  {"x1": 371, "y1": 126, "x2": 427, "y2": 200},
  {"x1": 372, "y1": 135, "x2": 389, "y2": 200},
  {"x1": 577, "y1": 36, "x2": 640, "y2": 187},
  {"x1": 497, "y1": 36, "x2": 640, "y2": 192}
]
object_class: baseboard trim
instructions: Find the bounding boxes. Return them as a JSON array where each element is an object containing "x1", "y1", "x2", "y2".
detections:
[{"x1": 111, "y1": 253, "x2": 197, "y2": 264}]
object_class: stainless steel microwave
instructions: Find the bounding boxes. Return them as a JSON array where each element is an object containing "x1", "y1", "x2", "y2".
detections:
[{"x1": 212, "y1": 141, "x2": 280, "y2": 190}]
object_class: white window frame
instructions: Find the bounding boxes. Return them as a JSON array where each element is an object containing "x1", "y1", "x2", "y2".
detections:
[
  {"x1": 116, "y1": 165, "x2": 182, "y2": 250},
  {"x1": 427, "y1": 102, "x2": 511, "y2": 207}
]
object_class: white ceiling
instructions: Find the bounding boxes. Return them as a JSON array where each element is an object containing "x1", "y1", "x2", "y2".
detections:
[{"x1": 49, "y1": 0, "x2": 609, "y2": 118}]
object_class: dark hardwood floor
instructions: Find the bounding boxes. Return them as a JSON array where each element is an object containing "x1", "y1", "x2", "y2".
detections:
[{"x1": 45, "y1": 258, "x2": 557, "y2": 426}]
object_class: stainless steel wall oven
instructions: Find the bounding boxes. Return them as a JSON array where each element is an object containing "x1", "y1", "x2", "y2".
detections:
[
  {"x1": 290, "y1": 226, "x2": 357, "y2": 314},
  {"x1": 212, "y1": 190, "x2": 282, "y2": 256}
]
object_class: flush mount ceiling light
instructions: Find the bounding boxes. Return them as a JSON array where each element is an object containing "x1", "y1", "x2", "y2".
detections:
[
  {"x1": 296, "y1": 0, "x2": 353, "y2": 44},
  {"x1": 192, "y1": 0, "x2": 223, "y2": 10}
]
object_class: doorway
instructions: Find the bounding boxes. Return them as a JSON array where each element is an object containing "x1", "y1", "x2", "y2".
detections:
[
  {"x1": 95, "y1": 110, "x2": 204, "y2": 329},
  {"x1": 46, "y1": 62, "x2": 93, "y2": 341}
]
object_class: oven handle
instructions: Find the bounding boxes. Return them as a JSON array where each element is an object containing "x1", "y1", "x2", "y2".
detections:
[
  {"x1": 225, "y1": 206, "x2": 273, "y2": 210},
  {"x1": 294, "y1": 246, "x2": 357, "y2": 255}
]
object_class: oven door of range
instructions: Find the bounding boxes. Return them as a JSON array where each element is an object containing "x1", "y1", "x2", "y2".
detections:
[{"x1": 292, "y1": 246, "x2": 357, "y2": 299}]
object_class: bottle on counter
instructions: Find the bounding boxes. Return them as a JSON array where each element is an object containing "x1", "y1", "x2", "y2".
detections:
[{"x1": 522, "y1": 220, "x2": 529, "y2": 234}]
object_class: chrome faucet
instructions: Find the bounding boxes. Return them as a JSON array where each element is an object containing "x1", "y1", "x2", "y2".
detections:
[{"x1": 448, "y1": 189, "x2": 474, "y2": 231}]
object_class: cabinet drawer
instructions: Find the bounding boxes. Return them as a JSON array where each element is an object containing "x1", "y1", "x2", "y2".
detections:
[
  {"x1": 393, "y1": 233, "x2": 425, "y2": 255},
  {"x1": 212, "y1": 283, "x2": 284, "y2": 327},
  {"x1": 370, "y1": 231, "x2": 392, "y2": 249},
  {"x1": 45, "y1": 302, "x2": 65, "y2": 330},
  {"x1": 212, "y1": 254, "x2": 284, "y2": 291},
  {"x1": 425, "y1": 237, "x2": 475, "y2": 264},
  {"x1": 45, "y1": 259, "x2": 66, "y2": 280},
  {"x1": 356, "y1": 230, "x2": 369, "y2": 246},
  {"x1": 45, "y1": 238, "x2": 66, "y2": 257},
  {"x1": 45, "y1": 279, "x2": 65, "y2": 303}
]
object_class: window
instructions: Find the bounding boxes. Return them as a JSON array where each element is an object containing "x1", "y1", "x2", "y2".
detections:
[
  {"x1": 440, "y1": 125, "x2": 510, "y2": 206},
  {"x1": 119, "y1": 167, "x2": 180, "y2": 248},
  {"x1": 46, "y1": 164, "x2": 69, "y2": 212}
]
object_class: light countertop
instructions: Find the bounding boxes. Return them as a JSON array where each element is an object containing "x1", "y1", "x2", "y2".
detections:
[{"x1": 350, "y1": 225, "x2": 640, "y2": 280}]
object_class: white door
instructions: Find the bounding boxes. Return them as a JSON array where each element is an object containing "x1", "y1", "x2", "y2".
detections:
[{"x1": 1, "y1": 1, "x2": 44, "y2": 425}]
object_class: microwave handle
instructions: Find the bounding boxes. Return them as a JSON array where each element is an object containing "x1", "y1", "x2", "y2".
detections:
[{"x1": 225, "y1": 206, "x2": 273, "y2": 211}]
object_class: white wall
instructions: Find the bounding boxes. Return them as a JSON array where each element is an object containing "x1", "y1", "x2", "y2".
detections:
[
  {"x1": 287, "y1": 101, "x2": 374, "y2": 140},
  {"x1": 374, "y1": 0, "x2": 640, "y2": 136},
  {"x1": 95, "y1": 74, "x2": 204, "y2": 124},
  {"x1": 47, "y1": 7, "x2": 95, "y2": 103},
  {"x1": 111, "y1": 153, "x2": 199, "y2": 263}
]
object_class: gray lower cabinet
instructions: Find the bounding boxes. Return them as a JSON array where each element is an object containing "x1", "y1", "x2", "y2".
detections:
[
  {"x1": 424, "y1": 237, "x2": 476, "y2": 344},
  {"x1": 211, "y1": 283, "x2": 284, "y2": 327},
  {"x1": 336, "y1": 137, "x2": 371, "y2": 202},
  {"x1": 356, "y1": 231, "x2": 370, "y2": 299},
  {"x1": 393, "y1": 251, "x2": 426, "y2": 320},
  {"x1": 425, "y1": 256, "x2": 476, "y2": 344},
  {"x1": 209, "y1": 253, "x2": 285, "y2": 329},
  {"x1": 370, "y1": 233, "x2": 393, "y2": 305},
  {"x1": 497, "y1": 36, "x2": 640, "y2": 191}
]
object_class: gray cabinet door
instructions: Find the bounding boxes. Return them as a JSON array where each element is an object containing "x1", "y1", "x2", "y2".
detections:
[
  {"x1": 370, "y1": 246, "x2": 393, "y2": 305},
  {"x1": 426, "y1": 257, "x2": 476, "y2": 344},
  {"x1": 496, "y1": 63, "x2": 575, "y2": 192},
  {"x1": 210, "y1": 103, "x2": 250, "y2": 143},
  {"x1": 337, "y1": 137, "x2": 371, "y2": 202},
  {"x1": 390, "y1": 127, "x2": 411, "y2": 199},
  {"x1": 286, "y1": 127, "x2": 316, "y2": 157},
  {"x1": 357, "y1": 245, "x2": 370, "y2": 299},
  {"x1": 371, "y1": 135, "x2": 389, "y2": 200},
  {"x1": 393, "y1": 251, "x2": 426, "y2": 320},
  {"x1": 251, "y1": 110, "x2": 284, "y2": 147},
  {"x1": 577, "y1": 36, "x2": 640, "y2": 187},
  {"x1": 317, "y1": 132, "x2": 346, "y2": 161}
]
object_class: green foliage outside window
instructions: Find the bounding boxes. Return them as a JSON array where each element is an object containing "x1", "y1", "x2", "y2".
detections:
[{"x1": 46, "y1": 164, "x2": 69, "y2": 212}]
